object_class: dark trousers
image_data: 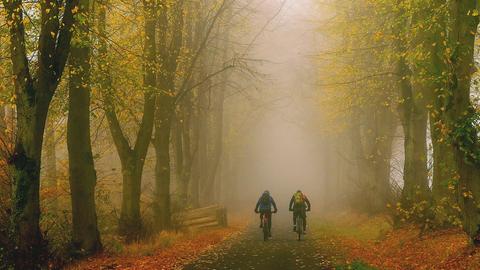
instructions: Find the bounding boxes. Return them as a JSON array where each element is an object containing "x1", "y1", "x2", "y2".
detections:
[
  {"x1": 293, "y1": 209, "x2": 307, "y2": 230},
  {"x1": 260, "y1": 211, "x2": 272, "y2": 231}
]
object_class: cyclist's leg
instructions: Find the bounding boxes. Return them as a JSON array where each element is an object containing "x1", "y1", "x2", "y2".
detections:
[
  {"x1": 293, "y1": 210, "x2": 298, "y2": 230},
  {"x1": 302, "y1": 210, "x2": 307, "y2": 231},
  {"x1": 259, "y1": 212, "x2": 264, "y2": 227},
  {"x1": 265, "y1": 212, "x2": 272, "y2": 229},
  {"x1": 267, "y1": 211, "x2": 272, "y2": 235}
]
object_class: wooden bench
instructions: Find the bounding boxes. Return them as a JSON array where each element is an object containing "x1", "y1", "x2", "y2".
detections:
[{"x1": 173, "y1": 205, "x2": 228, "y2": 229}]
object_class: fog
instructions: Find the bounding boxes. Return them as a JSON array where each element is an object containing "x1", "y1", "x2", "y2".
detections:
[{"x1": 227, "y1": 0, "x2": 328, "y2": 211}]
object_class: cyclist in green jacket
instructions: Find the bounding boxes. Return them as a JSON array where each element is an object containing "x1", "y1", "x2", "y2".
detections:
[{"x1": 289, "y1": 190, "x2": 311, "y2": 233}]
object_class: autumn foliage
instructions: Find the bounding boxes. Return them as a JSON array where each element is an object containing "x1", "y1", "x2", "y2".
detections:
[
  {"x1": 66, "y1": 225, "x2": 244, "y2": 270},
  {"x1": 320, "y1": 213, "x2": 480, "y2": 270}
]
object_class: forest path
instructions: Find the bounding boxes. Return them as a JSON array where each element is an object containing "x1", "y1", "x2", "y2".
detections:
[{"x1": 182, "y1": 213, "x2": 342, "y2": 270}]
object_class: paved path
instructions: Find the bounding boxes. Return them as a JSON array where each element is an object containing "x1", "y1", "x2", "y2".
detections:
[{"x1": 182, "y1": 213, "x2": 341, "y2": 270}]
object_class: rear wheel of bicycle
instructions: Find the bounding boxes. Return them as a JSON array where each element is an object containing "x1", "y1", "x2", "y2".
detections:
[
  {"x1": 263, "y1": 218, "x2": 269, "y2": 241},
  {"x1": 296, "y1": 217, "x2": 303, "y2": 241}
]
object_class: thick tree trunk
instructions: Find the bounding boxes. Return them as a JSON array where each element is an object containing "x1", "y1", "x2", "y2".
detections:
[
  {"x1": 390, "y1": 2, "x2": 430, "y2": 215},
  {"x1": 153, "y1": 100, "x2": 173, "y2": 230},
  {"x1": 420, "y1": 7, "x2": 459, "y2": 224},
  {"x1": 400, "y1": 105, "x2": 429, "y2": 209},
  {"x1": 175, "y1": 108, "x2": 197, "y2": 207},
  {"x1": 98, "y1": 0, "x2": 156, "y2": 240},
  {"x1": 3, "y1": 0, "x2": 79, "y2": 267},
  {"x1": 371, "y1": 108, "x2": 396, "y2": 212},
  {"x1": 152, "y1": 0, "x2": 184, "y2": 229},
  {"x1": 176, "y1": 3, "x2": 198, "y2": 207},
  {"x1": 116, "y1": 3, "x2": 156, "y2": 237},
  {"x1": 430, "y1": 118, "x2": 459, "y2": 227},
  {"x1": 173, "y1": 98, "x2": 199, "y2": 208},
  {"x1": 67, "y1": 0, "x2": 102, "y2": 255},
  {"x1": 396, "y1": 49, "x2": 429, "y2": 211},
  {"x1": 11, "y1": 109, "x2": 46, "y2": 269},
  {"x1": 118, "y1": 159, "x2": 143, "y2": 239},
  {"x1": 430, "y1": 116, "x2": 457, "y2": 207},
  {"x1": 444, "y1": 0, "x2": 480, "y2": 244}
]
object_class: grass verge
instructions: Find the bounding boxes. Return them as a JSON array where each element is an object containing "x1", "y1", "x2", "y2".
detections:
[
  {"x1": 66, "y1": 221, "x2": 246, "y2": 270},
  {"x1": 313, "y1": 211, "x2": 480, "y2": 270}
]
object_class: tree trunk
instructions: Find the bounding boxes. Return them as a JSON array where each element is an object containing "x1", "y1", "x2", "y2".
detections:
[
  {"x1": 117, "y1": 0, "x2": 156, "y2": 237},
  {"x1": 153, "y1": 100, "x2": 173, "y2": 230},
  {"x1": 444, "y1": 0, "x2": 480, "y2": 244},
  {"x1": 43, "y1": 120, "x2": 57, "y2": 189},
  {"x1": 396, "y1": 49, "x2": 429, "y2": 211},
  {"x1": 189, "y1": 98, "x2": 201, "y2": 207},
  {"x1": 197, "y1": 88, "x2": 209, "y2": 206},
  {"x1": 419, "y1": 4, "x2": 459, "y2": 224},
  {"x1": 202, "y1": 88, "x2": 224, "y2": 205},
  {"x1": 3, "y1": 0, "x2": 79, "y2": 267},
  {"x1": 179, "y1": 102, "x2": 194, "y2": 206},
  {"x1": 67, "y1": 0, "x2": 102, "y2": 255},
  {"x1": 177, "y1": 6, "x2": 196, "y2": 207},
  {"x1": 43, "y1": 118, "x2": 57, "y2": 210},
  {"x1": 173, "y1": 113, "x2": 185, "y2": 204},
  {"x1": 11, "y1": 106, "x2": 46, "y2": 269},
  {"x1": 98, "y1": 0, "x2": 156, "y2": 240},
  {"x1": 0, "y1": 107, "x2": 6, "y2": 146},
  {"x1": 371, "y1": 108, "x2": 396, "y2": 212},
  {"x1": 152, "y1": 0, "x2": 184, "y2": 229},
  {"x1": 430, "y1": 116, "x2": 457, "y2": 211},
  {"x1": 118, "y1": 159, "x2": 143, "y2": 239},
  {"x1": 400, "y1": 104, "x2": 429, "y2": 209}
]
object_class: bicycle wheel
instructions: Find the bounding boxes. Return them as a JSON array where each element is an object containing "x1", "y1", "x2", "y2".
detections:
[
  {"x1": 296, "y1": 216, "x2": 303, "y2": 241},
  {"x1": 263, "y1": 217, "x2": 269, "y2": 241}
]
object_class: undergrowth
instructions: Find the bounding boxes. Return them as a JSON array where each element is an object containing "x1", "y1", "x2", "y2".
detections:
[
  {"x1": 115, "y1": 231, "x2": 189, "y2": 256},
  {"x1": 314, "y1": 212, "x2": 392, "y2": 242}
]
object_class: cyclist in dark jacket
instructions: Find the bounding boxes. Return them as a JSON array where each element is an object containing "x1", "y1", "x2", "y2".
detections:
[
  {"x1": 289, "y1": 190, "x2": 311, "y2": 233},
  {"x1": 254, "y1": 190, "x2": 278, "y2": 236}
]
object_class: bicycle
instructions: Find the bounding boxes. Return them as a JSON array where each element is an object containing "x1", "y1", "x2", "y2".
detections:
[
  {"x1": 295, "y1": 214, "x2": 304, "y2": 241},
  {"x1": 262, "y1": 213, "x2": 270, "y2": 241},
  {"x1": 292, "y1": 209, "x2": 310, "y2": 241},
  {"x1": 258, "y1": 211, "x2": 276, "y2": 241}
]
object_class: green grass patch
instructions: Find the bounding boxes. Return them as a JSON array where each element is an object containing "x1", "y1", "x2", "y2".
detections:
[{"x1": 313, "y1": 214, "x2": 392, "y2": 242}]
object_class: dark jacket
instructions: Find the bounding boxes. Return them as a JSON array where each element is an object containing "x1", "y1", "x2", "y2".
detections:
[
  {"x1": 255, "y1": 194, "x2": 278, "y2": 212},
  {"x1": 289, "y1": 193, "x2": 311, "y2": 211}
]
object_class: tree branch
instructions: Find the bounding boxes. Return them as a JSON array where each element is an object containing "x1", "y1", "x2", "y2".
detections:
[{"x1": 318, "y1": 72, "x2": 399, "y2": 87}]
